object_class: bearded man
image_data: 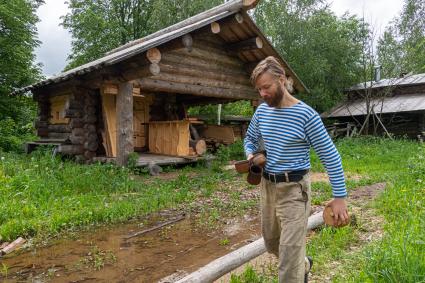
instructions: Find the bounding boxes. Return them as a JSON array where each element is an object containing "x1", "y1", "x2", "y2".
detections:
[{"x1": 244, "y1": 56, "x2": 349, "y2": 283}]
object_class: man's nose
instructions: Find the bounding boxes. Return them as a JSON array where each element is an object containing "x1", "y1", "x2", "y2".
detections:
[{"x1": 259, "y1": 89, "x2": 267, "y2": 97}]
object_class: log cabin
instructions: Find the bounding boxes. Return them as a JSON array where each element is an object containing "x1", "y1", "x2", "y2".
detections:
[
  {"x1": 16, "y1": 0, "x2": 307, "y2": 166},
  {"x1": 322, "y1": 73, "x2": 425, "y2": 140}
]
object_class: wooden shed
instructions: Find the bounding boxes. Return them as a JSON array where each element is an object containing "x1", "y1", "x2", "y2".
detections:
[
  {"x1": 322, "y1": 73, "x2": 425, "y2": 139},
  {"x1": 17, "y1": 0, "x2": 307, "y2": 165}
]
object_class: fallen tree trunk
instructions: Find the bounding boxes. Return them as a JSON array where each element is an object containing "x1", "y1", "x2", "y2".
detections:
[{"x1": 174, "y1": 211, "x2": 324, "y2": 283}]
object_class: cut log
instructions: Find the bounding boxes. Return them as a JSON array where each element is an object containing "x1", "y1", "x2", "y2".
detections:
[
  {"x1": 243, "y1": 0, "x2": 260, "y2": 9},
  {"x1": 138, "y1": 78, "x2": 257, "y2": 100},
  {"x1": 70, "y1": 118, "x2": 84, "y2": 128},
  {"x1": 211, "y1": 22, "x2": 221, "y2": 34},
  {"x1": 158, "y1": 63, "x2": 251, "y2": 86},
  {"x1": 84, "y1": 140, "x2": 98, "y2": 152},
  {"x1": 121, "y1": 63, "x2": 161, "y2": 81},
  {"x1": 1, "y1": 237, "x2": 26, "y2": 255},
  {"x1": 161, "y1": 53, "x2": 248, "y2": 77},
  {"x1": 235, "y1": 13, "x2": 244, "y2": 24},
  {"x1": 228, "y1": 37, "x2": 263, "y2": 53},
  {"x1": 151, "y1": 72, "x2": 254, "y2": 93},
  {"x1": 173, "y1": 211, "x2": 325, "y2": 283},
  {"x1": 58, "y1": 144, "x2": 84, "y2": 155},
  {"x1": 47, "y1": 124, "x2": 71, "y2": 133},
  {"x1": 65, "y1": 108, "x2": 83, "y2": 118},
  {"x1": 189, "y1": 139, "x2": 207, "y2": 156},
  {"x1": 72, "y1": 128, "x2": 85, "y2": 137},
  {"x1": 84, "y1": 150, "x2": 96, "y2": 160},
  {"x1": 146, "y1": 47, "x2": 161, "y2": 64},
  {"x1": 182, "y1": 34, "x2": 193, "y2": 52},
  {"x1": 69, "y1": 134, "x2": 85, "y2": 145},
  {"x1": 171, "y1": 47, "x2": 244, "y2": 68}
]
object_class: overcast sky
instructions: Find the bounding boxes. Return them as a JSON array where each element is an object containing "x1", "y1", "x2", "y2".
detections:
[{"x1": 34, "y1": 0, "x2": 404, "y2": 77}]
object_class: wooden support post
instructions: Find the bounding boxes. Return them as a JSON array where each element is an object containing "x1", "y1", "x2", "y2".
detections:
[
  {"x1": 211, "y1": 22, "x2": 221, "y2": 34},
  {"x1": 116, "y1": 82, "x2": 134, "y2": 166}
]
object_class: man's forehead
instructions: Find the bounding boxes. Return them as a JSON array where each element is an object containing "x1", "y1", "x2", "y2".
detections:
[{"x1": 256, "y1": 72, "x2": 280, "y2": 85}]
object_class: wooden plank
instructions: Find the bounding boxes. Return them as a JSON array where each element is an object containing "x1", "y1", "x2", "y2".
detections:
[
  {"x1": 101, "y1": 93, "x2": 117, "y2": 157},
  {"x1": 148, "y1": 121, "x2": 190, "y2": 156}
]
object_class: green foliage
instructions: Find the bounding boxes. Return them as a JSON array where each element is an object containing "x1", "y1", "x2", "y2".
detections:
[
  {"x1": 0, "y1": 95, "x2": 37, "y2": 152},
  {"x1": 215, "y1": 140, "x2": 245, "y2": 162},
  {"x1": 0, "y1": 149, "x2": 242, "y2": 241},
  {"x1": 188, "y1": 101, "x2": 254, "y2": 122},
  {"x1": 62, "y1": 0, "x2": 222, "y2": 70},
  {"x1": 0, "y1": 0, "x2": 41, "y2": 152},
  {"x1": 377, "y1": 0, "x2": 425, "y2": 77},
  {"x1": 254, "y1": 0, "x2": 366, "y2": 112},
  {"x1": 0, "y1": 0, "x2": 43, "y2": 96}
]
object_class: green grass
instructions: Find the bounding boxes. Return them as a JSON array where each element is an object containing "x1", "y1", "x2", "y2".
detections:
[
  {"x1": 0, "y1": 148, "x2": 246, "y2": 241},
  {"x1": 230, "y1": 137, "x2": 425, "y2": 282}
]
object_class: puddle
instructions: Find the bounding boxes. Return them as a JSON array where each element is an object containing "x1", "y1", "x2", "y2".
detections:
[{"x1": 0, "y1": 212, "x2": 260, "y2": 282}]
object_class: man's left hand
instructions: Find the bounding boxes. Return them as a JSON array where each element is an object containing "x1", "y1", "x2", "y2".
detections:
[{"x1": 328, "y1": 198, "x2": 349, "y2": 227}]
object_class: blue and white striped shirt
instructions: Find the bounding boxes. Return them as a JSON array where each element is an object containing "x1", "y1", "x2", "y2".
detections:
[{"x1": 244, "y1": 101, "x2": 347, "y2": 197}]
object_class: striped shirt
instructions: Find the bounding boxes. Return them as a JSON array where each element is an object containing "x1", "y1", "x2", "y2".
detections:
[{"x1": 244, "y1": 101, "x2": 347, "y2": 197}]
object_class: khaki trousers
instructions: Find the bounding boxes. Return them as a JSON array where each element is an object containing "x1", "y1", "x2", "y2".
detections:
[{"x1": 260, "y1": 173, "x2": 311, "y2": 283}]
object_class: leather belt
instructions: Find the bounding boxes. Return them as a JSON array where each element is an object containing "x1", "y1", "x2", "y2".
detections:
[{"x1": 262, "y1": 169, "x2": 308, "y2": 183}]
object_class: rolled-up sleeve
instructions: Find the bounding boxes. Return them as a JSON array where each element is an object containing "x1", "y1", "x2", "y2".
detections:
[
  {"x1": 244, "y1": 111, "x2": 261, "y2": 158},
  {"x1": 305, "y1": 113, "x2": 347, "y2": 198}
]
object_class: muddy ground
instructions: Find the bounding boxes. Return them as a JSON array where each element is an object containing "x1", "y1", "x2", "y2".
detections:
[{"x1": 0, "y1": 172, "x2": 381, "y2": 283}]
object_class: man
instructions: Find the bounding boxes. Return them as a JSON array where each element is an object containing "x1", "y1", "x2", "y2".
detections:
[{"x1": 244, "y1": 56, "x2": 349, "y2": 283}]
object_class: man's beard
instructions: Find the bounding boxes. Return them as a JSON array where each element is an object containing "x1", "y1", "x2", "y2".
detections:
[{"x1": 264, "y1": 83, "x2": 284, "y2": 107}]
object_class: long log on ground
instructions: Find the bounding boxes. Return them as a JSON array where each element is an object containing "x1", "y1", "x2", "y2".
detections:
[
  {"x1": 138, "y1": 78, "x2": 257, "y2": 100},
  {"x1": 174, "y1": 211, "x2": 324, "y2": 283},
  {"x1": 0, "y1": 237, "x2": 26, "y2": 256},
  {"x1": 125, "y1": 214, "x2": 186, "y2": 240}
]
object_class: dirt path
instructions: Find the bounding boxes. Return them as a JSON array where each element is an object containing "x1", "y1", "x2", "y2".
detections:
[{"x1": 215, "y1": 182, "x2": 386, "y2": 283}]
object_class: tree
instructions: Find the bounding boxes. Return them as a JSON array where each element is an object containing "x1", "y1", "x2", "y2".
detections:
[
  {"x1": 377, "y1": 0, "x2": 425, "y2": 77},
  {"x1": 62, "y1": 0, "x2": 223, "y2": 70},
  {"x1": 0, "y1": 0, "x2": 43, "y2": 151},
  {"x1": 253, "y1": 0, "x2": 367, "y2": 112},
  {"x1": 0, "y1": 0, "x2": 43, "y2": 97}
]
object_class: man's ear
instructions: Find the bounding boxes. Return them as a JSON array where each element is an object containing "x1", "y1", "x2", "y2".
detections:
[{"x1": 279, "y1": 75, "x2": 286, "y2": 87}]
